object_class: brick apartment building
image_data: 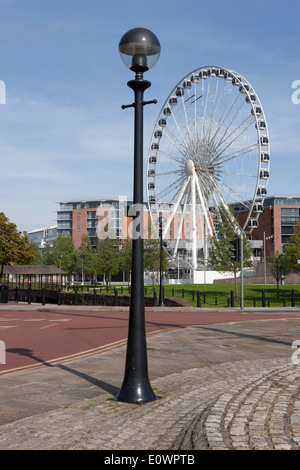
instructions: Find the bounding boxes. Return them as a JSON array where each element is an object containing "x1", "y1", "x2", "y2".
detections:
[{"x1": 233, "y1": 196, "x2": 300, "y2": 257}]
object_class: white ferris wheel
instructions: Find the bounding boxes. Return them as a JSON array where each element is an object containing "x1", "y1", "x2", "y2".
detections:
[{"x1": 146, "y1": 66, "x2": 270, "y2": 271}]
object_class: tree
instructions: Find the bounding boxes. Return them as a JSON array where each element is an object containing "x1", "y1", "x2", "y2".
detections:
[
  {"x1": 209, "y1": 209, "x2": 253, "y2": 297},
  {"x1": 77, "y1": 235, "x2": 94, "y2": 284},
  {"x1": 268, "y1": 251, "x2": 292, "y2": 299},
  {"x1": 144, "y1": 239, "x2": 168, "y2": 287},
  {"x1": 94, "y1": 238, "x2": 120, "y2": 287},
  {"x1": 119, "y1": 238, "x2": 132, "y2": 287},
  {"x1": 0, "y1": 212, "x2": 35, "y2": 281},
  {"x1": 50, "y1": 235, "x2": 78, "y2": 280},
  {"x1": 285, "y1": 222, "x2": 300, "y2": 273}
]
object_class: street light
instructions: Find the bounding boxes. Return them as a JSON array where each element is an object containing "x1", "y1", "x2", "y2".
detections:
[{"x1": 117, "y1": 28, "x2": 161, "y2": 404}]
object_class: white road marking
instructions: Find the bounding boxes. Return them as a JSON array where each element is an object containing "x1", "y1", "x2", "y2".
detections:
[
  {"x1": 0, "y1": 326, "x2": 17, "y2": 330},
  {"x1": 39, "y1": 323, "x2": 59, "y2": 329},
  {"x1": 49, "y1": 319, "x2": 71, "y2": 322},
  {"x1": 23, "y1": 319, "x2": 45, "y2": 322},
  {"x1": 0, "y1": 319, "x2": 19, "y2": 321}
]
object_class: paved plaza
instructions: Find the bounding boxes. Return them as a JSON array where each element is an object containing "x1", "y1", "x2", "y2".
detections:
[{"x1": 0, "y1": 304, "x2": 300, "y2": 450}]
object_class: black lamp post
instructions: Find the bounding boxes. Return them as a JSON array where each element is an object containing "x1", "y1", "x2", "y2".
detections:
[{"x1": 117, "y1": 28, "x2": 161, "y2": 404}]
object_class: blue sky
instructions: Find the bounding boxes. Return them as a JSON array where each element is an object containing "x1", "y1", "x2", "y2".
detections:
[{"x1": 0, "y1": 0, "x2": 299, "y2": 231}]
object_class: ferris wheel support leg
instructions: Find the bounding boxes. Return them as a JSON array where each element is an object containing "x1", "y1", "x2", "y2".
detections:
[
  {"x1": 173, "y1": 196, "x2": 188, "y2": 258},
  {"x1": 194, "y1": 175, "x2": 213, "y2": 238},
  {"x1": 191, "y1": 173, "x2": 197, "y2": 270},
  {"x1": 162, "y1": 177, "x2": 190, "y2": 240}
]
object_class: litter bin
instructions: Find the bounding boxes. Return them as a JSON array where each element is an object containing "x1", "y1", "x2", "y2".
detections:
[{"x1": 0, "y1": 285, "x2": 8, "y2": 303}]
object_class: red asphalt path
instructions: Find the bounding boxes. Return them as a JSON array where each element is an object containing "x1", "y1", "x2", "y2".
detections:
[{"x1": 0, "y1": 309, "x2": 296, "y2": 375}]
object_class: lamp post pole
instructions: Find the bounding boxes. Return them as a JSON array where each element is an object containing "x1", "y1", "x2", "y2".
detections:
[{"x1": 117, "y1": 28, "x2": 160, "y2": 404}]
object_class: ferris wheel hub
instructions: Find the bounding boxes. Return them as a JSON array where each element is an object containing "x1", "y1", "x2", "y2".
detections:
[{"x1": 185, "y1": 159, "x2": 195, "y2": 176}]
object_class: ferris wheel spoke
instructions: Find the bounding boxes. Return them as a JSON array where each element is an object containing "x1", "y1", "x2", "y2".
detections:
[
  {"x1": 155, "y1": 175, "x2": 186, "y2": 201},
  {"x1": 204, "y1": 77, "x2": 224, "y2": 143},
  {"x1": 216, "y1": 179, "x2": 253, "y2": 210},
  {"x1": 214, "y1": 113, "x2": 254, "y2": 153},
  {"x1": 210, "y1": 92, "x2": 243, "y2": 148},
  {"x1": 213, "y1": 119, "x2": 255, "y2": 160},
  {"x1": 216, "y1": 168, "x2": 257, "y2": 178},
  {"x1": 200, "y1": 78, "x2": 211, "y2": 142},
  {"x1": 169, "y1": 111, "x2": 192, "y2": 155},
  {"x1": 212, "y1": 185, "x2": 241, "y2": 232},
  {"x1": 213, "y1": 142, "x2": 258, "y2": 166},
  {"x1": 155, "y1": 169, "x2": 182, "y2": 177},
  {"x1": 181, "y1": 95, "x2": 193, "y2": 145},
  {"x1": 209, "y1": 82, "x2": 233, "y2": 144},
  {"x1": 157, "y1": 149, "x2": 184, "y2": 165}
]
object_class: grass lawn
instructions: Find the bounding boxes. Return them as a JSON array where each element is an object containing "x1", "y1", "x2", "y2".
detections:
[
  {"x1": 161, "y1": 283, "x2": 300, "y2": 308},
  {"x1": 82, "y1": 283, "x2": 300, "y2": 308}
]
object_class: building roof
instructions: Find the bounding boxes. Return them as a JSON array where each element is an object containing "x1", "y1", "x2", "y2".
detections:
[
  {"x1": 3, "y1": 265, "x2": 66, "y2": 275},
  {"x1": 28, "y1": 225, "x2": 57, "y2": 234}
]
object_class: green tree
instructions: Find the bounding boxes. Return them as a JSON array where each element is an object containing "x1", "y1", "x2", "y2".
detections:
[
  {"x1": 94, "y1": 238, "x2": 120, "y2": 287},
  {"x1": 77, "y1": 235, "x2": 94, "y2": 284},
  {"x1": 41, "y1": 235, "x2": 78, "y2": 283},
  {"x1": 285, "y1": 222, "x2": 300, "y2": 273},
  {"x1": 209, "y1": 210, "x2": 253, "y2": 297},
  {"x1": 268, "y1": 251, "x2": 292, "y2": 299},
  {"x1": 144, "y1": 238, "x2": 168, "y2": 287},
  {"x1": 119, "y1": 238, "x2": 132, "y2": 287},
  {"x1": 0, "y1": 212, "x2": 35, "y2": 281},
  {"x1": 30, "y1": 241, "x2": 44, "y2": 265}
]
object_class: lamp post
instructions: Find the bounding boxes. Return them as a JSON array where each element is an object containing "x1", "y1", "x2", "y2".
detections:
[{"x1": 117, "y1": 28, "x2": 161, "y2": 404}]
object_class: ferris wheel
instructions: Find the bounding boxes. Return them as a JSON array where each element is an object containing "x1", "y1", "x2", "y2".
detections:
[{"x1": 146, "y1": 66, "x2": 270, "y2": 270}]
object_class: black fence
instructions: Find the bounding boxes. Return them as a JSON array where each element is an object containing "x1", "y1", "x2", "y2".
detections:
[
  {"x1": 3, "y1": 286, "x2": 180, "y2": 307},
  {"x1": 1, "y1": 285, "x2": 299, "y2": 308}
]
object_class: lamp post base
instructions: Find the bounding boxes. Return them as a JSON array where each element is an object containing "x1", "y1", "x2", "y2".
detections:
[{"x1": 117, "y1": 378, "x2": 157, "y2": 404}]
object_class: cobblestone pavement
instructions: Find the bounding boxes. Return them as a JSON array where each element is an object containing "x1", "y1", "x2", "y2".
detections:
[{"x1": 0, "y1": 308, "x2": 300, "y2": 450}]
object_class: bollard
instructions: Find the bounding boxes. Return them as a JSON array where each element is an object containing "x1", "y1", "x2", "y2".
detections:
[
  {"x1": 172, "y1": 288, "x2": 174, "y2": 296},
  {"x1": 75, "y1": 286, "x2": 78, "y2": 305},
  {"x1": 0, "y1": 340, "x2": 5, "y2": 364},
  {"x1": 197, "y1": 291, "x2": 201, "y2": 308},
  {"x1": 93, "y1": 288, "x2": 97, "y2": 306},
  {"x1": 153, "y1": 288, "x2": 157, "y2": 306},
  {"x1": 230, "y1": 291, "x2": 234, "y2": 307},
  {"x1": 58, "y1": 287, "x2": 61, "y2": 306},
  {"x1": 182, "y1": 288, "x2": 184, "y2": 298},
  {"x1": 292, "y1": 289, "x2": 295, "y2": 307},
  {"x1": 15, "y1": 286, "x2": 18, "y2": 303},
  {"x1": 262, "y1": 289, "x2": 265, "y2": 307},
  {"x1": 42, "y1": 288, "x2": 45, "y2": 305},
  {"x1": 114, "y1": 289, "x2": 118, "y2": 306},
  {"x1": 27, "y1": 287, "x2": 31, "y2": 304}
]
